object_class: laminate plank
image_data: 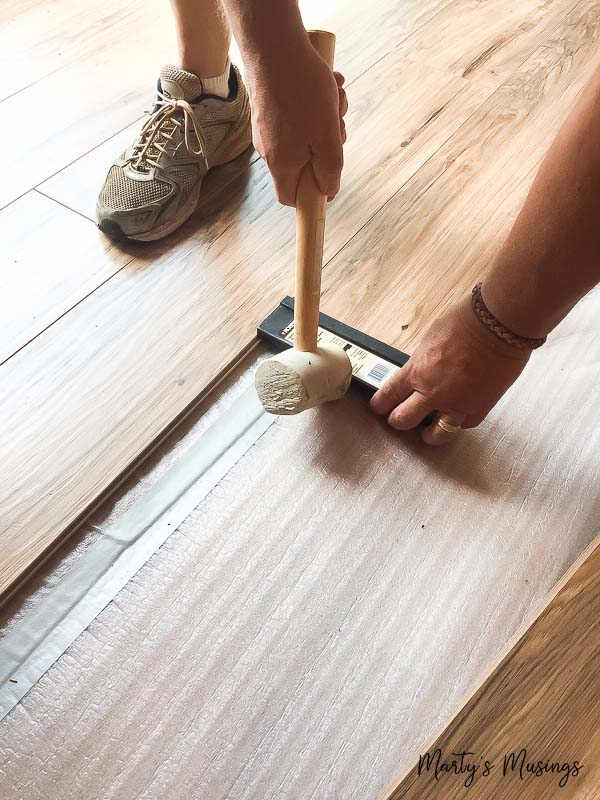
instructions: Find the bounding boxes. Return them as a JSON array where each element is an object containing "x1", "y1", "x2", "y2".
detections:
[
  {"x1": 399, "y1": 0, "x2": 578, "y2": 87},
  {"x1": 0, "y1": 191, "x2": 132, "y2": 364},
  {"x1": 384, "y1": 532, "x2": 600, "y2": 799},
  {"x1": 0, "y1": 47, "x2": 494, "y2": 601},
  {"x1": 0, "y1": 0, "x2": 446, "y2": 209},
  {"x1": 301, "y1": 0, "x2": 451, "y2": 84},
  {"x1": 0, "y1": 0, "x2": 170, "y2": 101},
  {"x1": 1, "y1": 288, "x2": 600, "y2": 800},
  {"x1": 321, "y1": 2, "x2": 600, "y2": 353}
]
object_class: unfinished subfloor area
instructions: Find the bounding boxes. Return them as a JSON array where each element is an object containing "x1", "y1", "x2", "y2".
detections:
[{"x1": 1, "y1": 0, "x2": 600, "y2": 798}]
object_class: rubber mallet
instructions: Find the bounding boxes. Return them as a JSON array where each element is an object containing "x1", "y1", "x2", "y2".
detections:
[{"x1": 255, "y1": 30, "x2": 352, "y2": 415}]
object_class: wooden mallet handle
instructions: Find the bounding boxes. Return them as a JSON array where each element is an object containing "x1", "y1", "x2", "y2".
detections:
[{"x1": 293, "y1": 29, "x2": 336, "y2": 352}]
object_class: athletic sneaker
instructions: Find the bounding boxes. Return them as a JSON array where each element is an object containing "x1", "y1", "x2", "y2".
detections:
[{"x1": 96, "y1": 63, "x2": 252, "y2": 241}]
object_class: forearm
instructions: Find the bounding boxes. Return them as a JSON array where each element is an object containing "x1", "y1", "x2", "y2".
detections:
[
  {"x1": 219, "y1": 0, "x2": 309, "y2": 71},
  {"x1": 483, "y1": 64, "x2": 600, "y2": 338}
]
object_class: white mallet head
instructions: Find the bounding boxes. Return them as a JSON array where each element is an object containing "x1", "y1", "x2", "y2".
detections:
[{"x1": 255, "y1": 343, "x2": 352, "y2": 415}]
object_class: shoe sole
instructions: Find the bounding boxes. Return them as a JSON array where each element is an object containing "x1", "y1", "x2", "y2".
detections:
[{"x1": 98, "y1": 128, "x2": 253, "y2": 243}]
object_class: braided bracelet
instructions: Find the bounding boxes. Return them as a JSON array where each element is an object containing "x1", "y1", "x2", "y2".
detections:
[{"x1": 471, "y1": 283, "x2": 546, "y2": 350}]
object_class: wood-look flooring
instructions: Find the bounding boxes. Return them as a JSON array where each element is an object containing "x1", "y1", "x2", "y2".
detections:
[{"x1": 1, "y1": 0, "x2": 599, "y2": 603}]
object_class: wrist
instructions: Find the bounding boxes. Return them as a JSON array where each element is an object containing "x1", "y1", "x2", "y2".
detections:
[
  {"x1": 472, "y1": 283, "x2": 546, "y2": 350},
  {"x1": 231, "y1": 4, "x2": 309, "y2": 71},
  {"x1": 242, "y1": 35, "x2": 312, "y2": 94},
  {"x1": 481, "y1": 271, "x2": 556, "y2": 339},
  {"x1": 454, "y1": 296, "x2": 532, "y2": 363}
]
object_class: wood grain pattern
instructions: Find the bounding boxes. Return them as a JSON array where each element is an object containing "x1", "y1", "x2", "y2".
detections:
[
  {"x1": 300, "y1": 0, "x2": 450, "y2": 83},
  {"x1": 0, "y1": 191, "x2": 132, "y2": 364},
  {"x1": 384, "y1": 532, "x2": 600, "y2": 799},
  {"x1": 399, "y1": 0, "x2": 578, "y2": 86},
  {"x1": 1, "y1": 289, "x2": 600, "y2": 800},
  {"x1": 0, "y1": 0, "x2": 169, "y2": 101}
]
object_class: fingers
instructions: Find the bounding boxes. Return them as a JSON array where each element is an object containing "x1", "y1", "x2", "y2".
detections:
[
  {"x1": 371, "y1": 367, "x2": 469, "y2": 444},
  {"x1": 251, "y1": 126, "x2": 302, "y2": 207},
  {"x1": 334, "y1": 71, "x2": 348, "y2": 158},
  {"x1": 463, "y1": 408, "x2": 490, "y2": 429},
  {"x1": 266, "y1": 128, "x2": 344, "y2": 205},
  {"x1": 338, "y1": 95, "x2": 347, "y2": 148},
  {"x1": 387, "y1": 392, "x2": 435, "y2": 431},
  {"x1": 339, "y1": 91, "x2": 348, "y2": 119},
  {"x1": 421, "y1": 413, "x2": 467, "y2": 446},
  {"x1": 370, "y1": 368, "x2": 412, "y2": 415},
  {"x1": 333, "y1": 71, "x2": 345, "y2": 88},
  {"x1": 312, "y1": 71, "x2": 345, "y2": 199},
  {"x1": 334, "y1": 72, "x2": 349, "y2": 118}
]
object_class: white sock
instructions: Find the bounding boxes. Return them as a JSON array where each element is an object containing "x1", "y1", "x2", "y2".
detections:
[{"x1": 201, "y1": 59, "x2": 231, "y2": 99}]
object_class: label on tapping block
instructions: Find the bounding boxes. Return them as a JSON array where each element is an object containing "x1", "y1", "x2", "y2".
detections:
[{"x1": 280, "y1": 321, "x2": 400, "y2": 390}]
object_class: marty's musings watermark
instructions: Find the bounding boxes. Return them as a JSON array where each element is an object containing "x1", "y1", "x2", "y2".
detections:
[{"x1": 417, "y1": 748, "x2": 583, "y2": 789}]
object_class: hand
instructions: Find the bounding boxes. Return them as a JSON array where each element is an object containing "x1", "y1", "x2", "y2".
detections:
[
  {"x1": 370, "y1": 297, "x2": 532, "y2": 445},
  {"x1": 245, "y1": 41, "x2": 347, "y2": 206}
]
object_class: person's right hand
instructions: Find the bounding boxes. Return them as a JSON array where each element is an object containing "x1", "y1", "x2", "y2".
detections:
[
  {"x1": 245, "y1": 39, "x2": 347, "y2": 206},
  {"x1": 371, "y1": 297, "x2": 532, "y2": 445}
]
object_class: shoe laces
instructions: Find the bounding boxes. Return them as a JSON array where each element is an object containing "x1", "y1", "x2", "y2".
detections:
[{"x1": 127, "y1": 91, "x2": 209, "y2": 172}]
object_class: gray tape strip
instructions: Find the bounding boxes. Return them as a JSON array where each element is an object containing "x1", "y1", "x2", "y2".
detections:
[{"x1": 0, "y1": 385, "x2": 274, "y2": 720}]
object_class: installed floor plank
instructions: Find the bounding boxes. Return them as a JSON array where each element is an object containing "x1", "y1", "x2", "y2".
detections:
[
  {"x1": 400, "y1": 0, "x2": 577, "y2": 86},
  {"x1": 1, "y1": 288, "x2": 599, "y2": 800},
  {"x1": 0, "y1": 0, "x2": 169, "y2": 101},
  {"x1": 385, "y1": 532, "x2": 600, "y2": 799},
  {"x1": 0, "y1": 191, "x2": 132, "y2": 364},
  {"x1": 301, "y1": 0, "x2": 450, "y2": 84}
]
